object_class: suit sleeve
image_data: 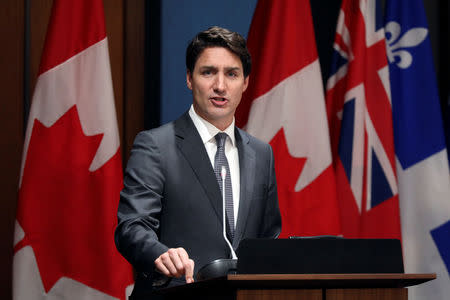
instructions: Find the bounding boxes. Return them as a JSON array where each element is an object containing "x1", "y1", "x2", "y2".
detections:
[
  {"x1": 114, "y1": 131, "x2": 169, "y2": 273},
  {"x1": 260, "y1": 145, "x2": 282, "y2": 238}
]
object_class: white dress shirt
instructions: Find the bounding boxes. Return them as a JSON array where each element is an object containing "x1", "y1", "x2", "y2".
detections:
[{"x1": 188, "y1": 105, "x2": 240, "y2": 227}]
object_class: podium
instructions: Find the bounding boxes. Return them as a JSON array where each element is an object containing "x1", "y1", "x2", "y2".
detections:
[
  {"x1": 149, "y1": 273, "x2": 435, "y2": 300},
  {"x1": 134, "y1": 239, "x2": 435, "y2": 299}
]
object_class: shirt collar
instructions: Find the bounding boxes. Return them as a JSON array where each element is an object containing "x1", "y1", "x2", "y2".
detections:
[{"x1": 188, "y1": 105, "x2": 236, "y2": 146}]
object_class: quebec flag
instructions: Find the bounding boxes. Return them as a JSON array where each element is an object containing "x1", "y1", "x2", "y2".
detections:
[{"x1": 385, "y1": 0, "x2": 450, "y2": 299}]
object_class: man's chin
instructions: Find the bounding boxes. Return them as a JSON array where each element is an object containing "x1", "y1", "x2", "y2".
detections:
[{"x1": 205, "y1": 112, "x2": 234, "y2": 129}]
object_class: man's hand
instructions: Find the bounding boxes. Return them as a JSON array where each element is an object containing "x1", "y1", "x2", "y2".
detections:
[{"x1": 154, "y1": 247, "x2": 195, "y2": 283}]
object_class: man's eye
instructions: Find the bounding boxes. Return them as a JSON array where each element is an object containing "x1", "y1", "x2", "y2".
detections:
[
  {"x1": 227, "y1": 72, "x2": 237, "y2": 77},
  {"x1": 201, "y1": 70, "x2": 212, "y2": 75}
]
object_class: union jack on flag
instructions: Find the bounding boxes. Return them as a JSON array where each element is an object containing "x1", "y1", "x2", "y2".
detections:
[{"x1": 326, "y1": 0, "x2": 401, "y2": 239}]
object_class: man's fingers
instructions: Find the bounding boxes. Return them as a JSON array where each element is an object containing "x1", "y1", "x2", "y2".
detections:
[
  {"x1": 154, "y1": 248, "x2": 194, "y2": 279},
  {"x1": 154, "y1": 256, "x2": 171, "y2": 276},
  {"x1": 176, "y1": 248, "x2": 195, "y2": 283},
  {"x1": 185, "y1": 259, "x2": 195, "y2": 283},
  {"x1": 158, "y1": 252, "x2": 180, "y2": 277},
  {"x1": 168, "y1": 248, "x2": 185, "y2": 276}
]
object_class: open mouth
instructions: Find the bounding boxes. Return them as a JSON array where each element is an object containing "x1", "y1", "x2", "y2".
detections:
[{"x1": 210, "y1": 97, "x2": 228, "y2": 106}]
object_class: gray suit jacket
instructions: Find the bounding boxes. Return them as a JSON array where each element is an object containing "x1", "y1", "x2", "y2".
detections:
[{"x1": 115, "y1": 112, "x2": 281, "y2": 294}]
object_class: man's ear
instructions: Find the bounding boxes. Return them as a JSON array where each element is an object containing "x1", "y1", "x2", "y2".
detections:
[
  {"x1": 243, "y1": 75, "x2": 250, "y2": 92},
  {"x1": 186, "y1": 71, "x2": 193, "y2": 90}
]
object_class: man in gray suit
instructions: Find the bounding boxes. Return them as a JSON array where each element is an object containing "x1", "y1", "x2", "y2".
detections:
[{"x1": 115, "y1": 26, "x2": 281, "y2": 296}]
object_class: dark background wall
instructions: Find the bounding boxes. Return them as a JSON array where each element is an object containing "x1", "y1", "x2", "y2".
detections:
[{"x1": 0, "y1": 0, "x2": 448, "y2": 298}]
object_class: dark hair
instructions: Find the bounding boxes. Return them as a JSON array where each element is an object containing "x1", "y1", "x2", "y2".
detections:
[{"x1": 186, "y1": 26, "x2": 251, "y2": 78}]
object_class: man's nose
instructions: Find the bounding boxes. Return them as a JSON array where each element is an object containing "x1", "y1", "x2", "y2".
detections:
[{"x1": 213, "y1": 74, "x2": 226, "y2": 94}]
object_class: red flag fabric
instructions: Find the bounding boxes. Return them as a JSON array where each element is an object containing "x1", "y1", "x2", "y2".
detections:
[
  {"x1": 13, "y1": 0, "x2": 134, "y2": 299},
  {"x1": 326, "y1": 0, "x2": 401, "y2": 239},
  {"x1": 236, "y1": 0, "x2": 341, "y2": 237}
]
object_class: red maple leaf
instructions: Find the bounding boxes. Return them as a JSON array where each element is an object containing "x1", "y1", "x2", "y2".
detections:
[
  {"x1": 15, "y1": 106, "x2": 133, "y2": 298},
  {"x1": 270, "y1": 128, "x2": 341, "y2": 238}
]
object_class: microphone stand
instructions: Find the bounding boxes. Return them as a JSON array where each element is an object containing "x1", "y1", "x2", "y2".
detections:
[{"x1": 221, "y1": 166, "x2": 237, "y2": 259}]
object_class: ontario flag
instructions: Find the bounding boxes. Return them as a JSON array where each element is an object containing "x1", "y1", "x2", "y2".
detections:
[
  {"x1": 326, "y1": 0, "x2": 401, "y2": 239},
  {"x1": 385, "y1": 0, "x2": 450, "y2": 298},
  {"x1": 12, "y1": 0, "x2": 134, "y2": 299},
  {"x1": 236, "y1": 0, "x2": 341, "y2": 237}
]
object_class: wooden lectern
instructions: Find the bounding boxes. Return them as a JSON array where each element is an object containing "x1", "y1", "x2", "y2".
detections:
[
  {"x1": 133, "y1": 239, "x2": 433, "y2": 299},
  {"x1": 152, "y1": 273, "x2": 435, "y2": 300}
]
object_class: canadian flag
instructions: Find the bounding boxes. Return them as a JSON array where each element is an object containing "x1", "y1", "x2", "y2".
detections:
[
  {"x1": 236, "y1": 0, "x2": 340, "y2": 237},
  {"x1": 13, "y1": 0, "x2": 134, "y2": 299}
]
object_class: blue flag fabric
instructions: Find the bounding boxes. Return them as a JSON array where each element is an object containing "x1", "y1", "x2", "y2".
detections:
[{"x1": 385, "y1": 0, "x2": 450, "y2": 299}]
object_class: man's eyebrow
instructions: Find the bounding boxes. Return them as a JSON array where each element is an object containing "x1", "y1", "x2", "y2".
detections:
[
  {"x1": 198, "y1": 66, "x2": 242, "y2": 71},
  {"x1": 225, "y1": 67, "x2": 241, "y2": 72},
  {"x1": 199, "y1": 65, "x2": 217, "y2": 70}
]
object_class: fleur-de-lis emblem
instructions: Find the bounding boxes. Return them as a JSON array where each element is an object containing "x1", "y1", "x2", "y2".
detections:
[{"x1": 385, "y1": 21, "x2": 428, "y2": 69}]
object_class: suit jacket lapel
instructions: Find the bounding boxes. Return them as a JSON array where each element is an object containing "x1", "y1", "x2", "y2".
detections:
[
  {"x1": 174, "y1": 113, "x2": 223, "y2": 222},
  {"x1": 174, "y1": 113, "x2": 255, "y2": 250},
  {"x1": 233, "y1": 128, "x2": 255, "y2": 249}
]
